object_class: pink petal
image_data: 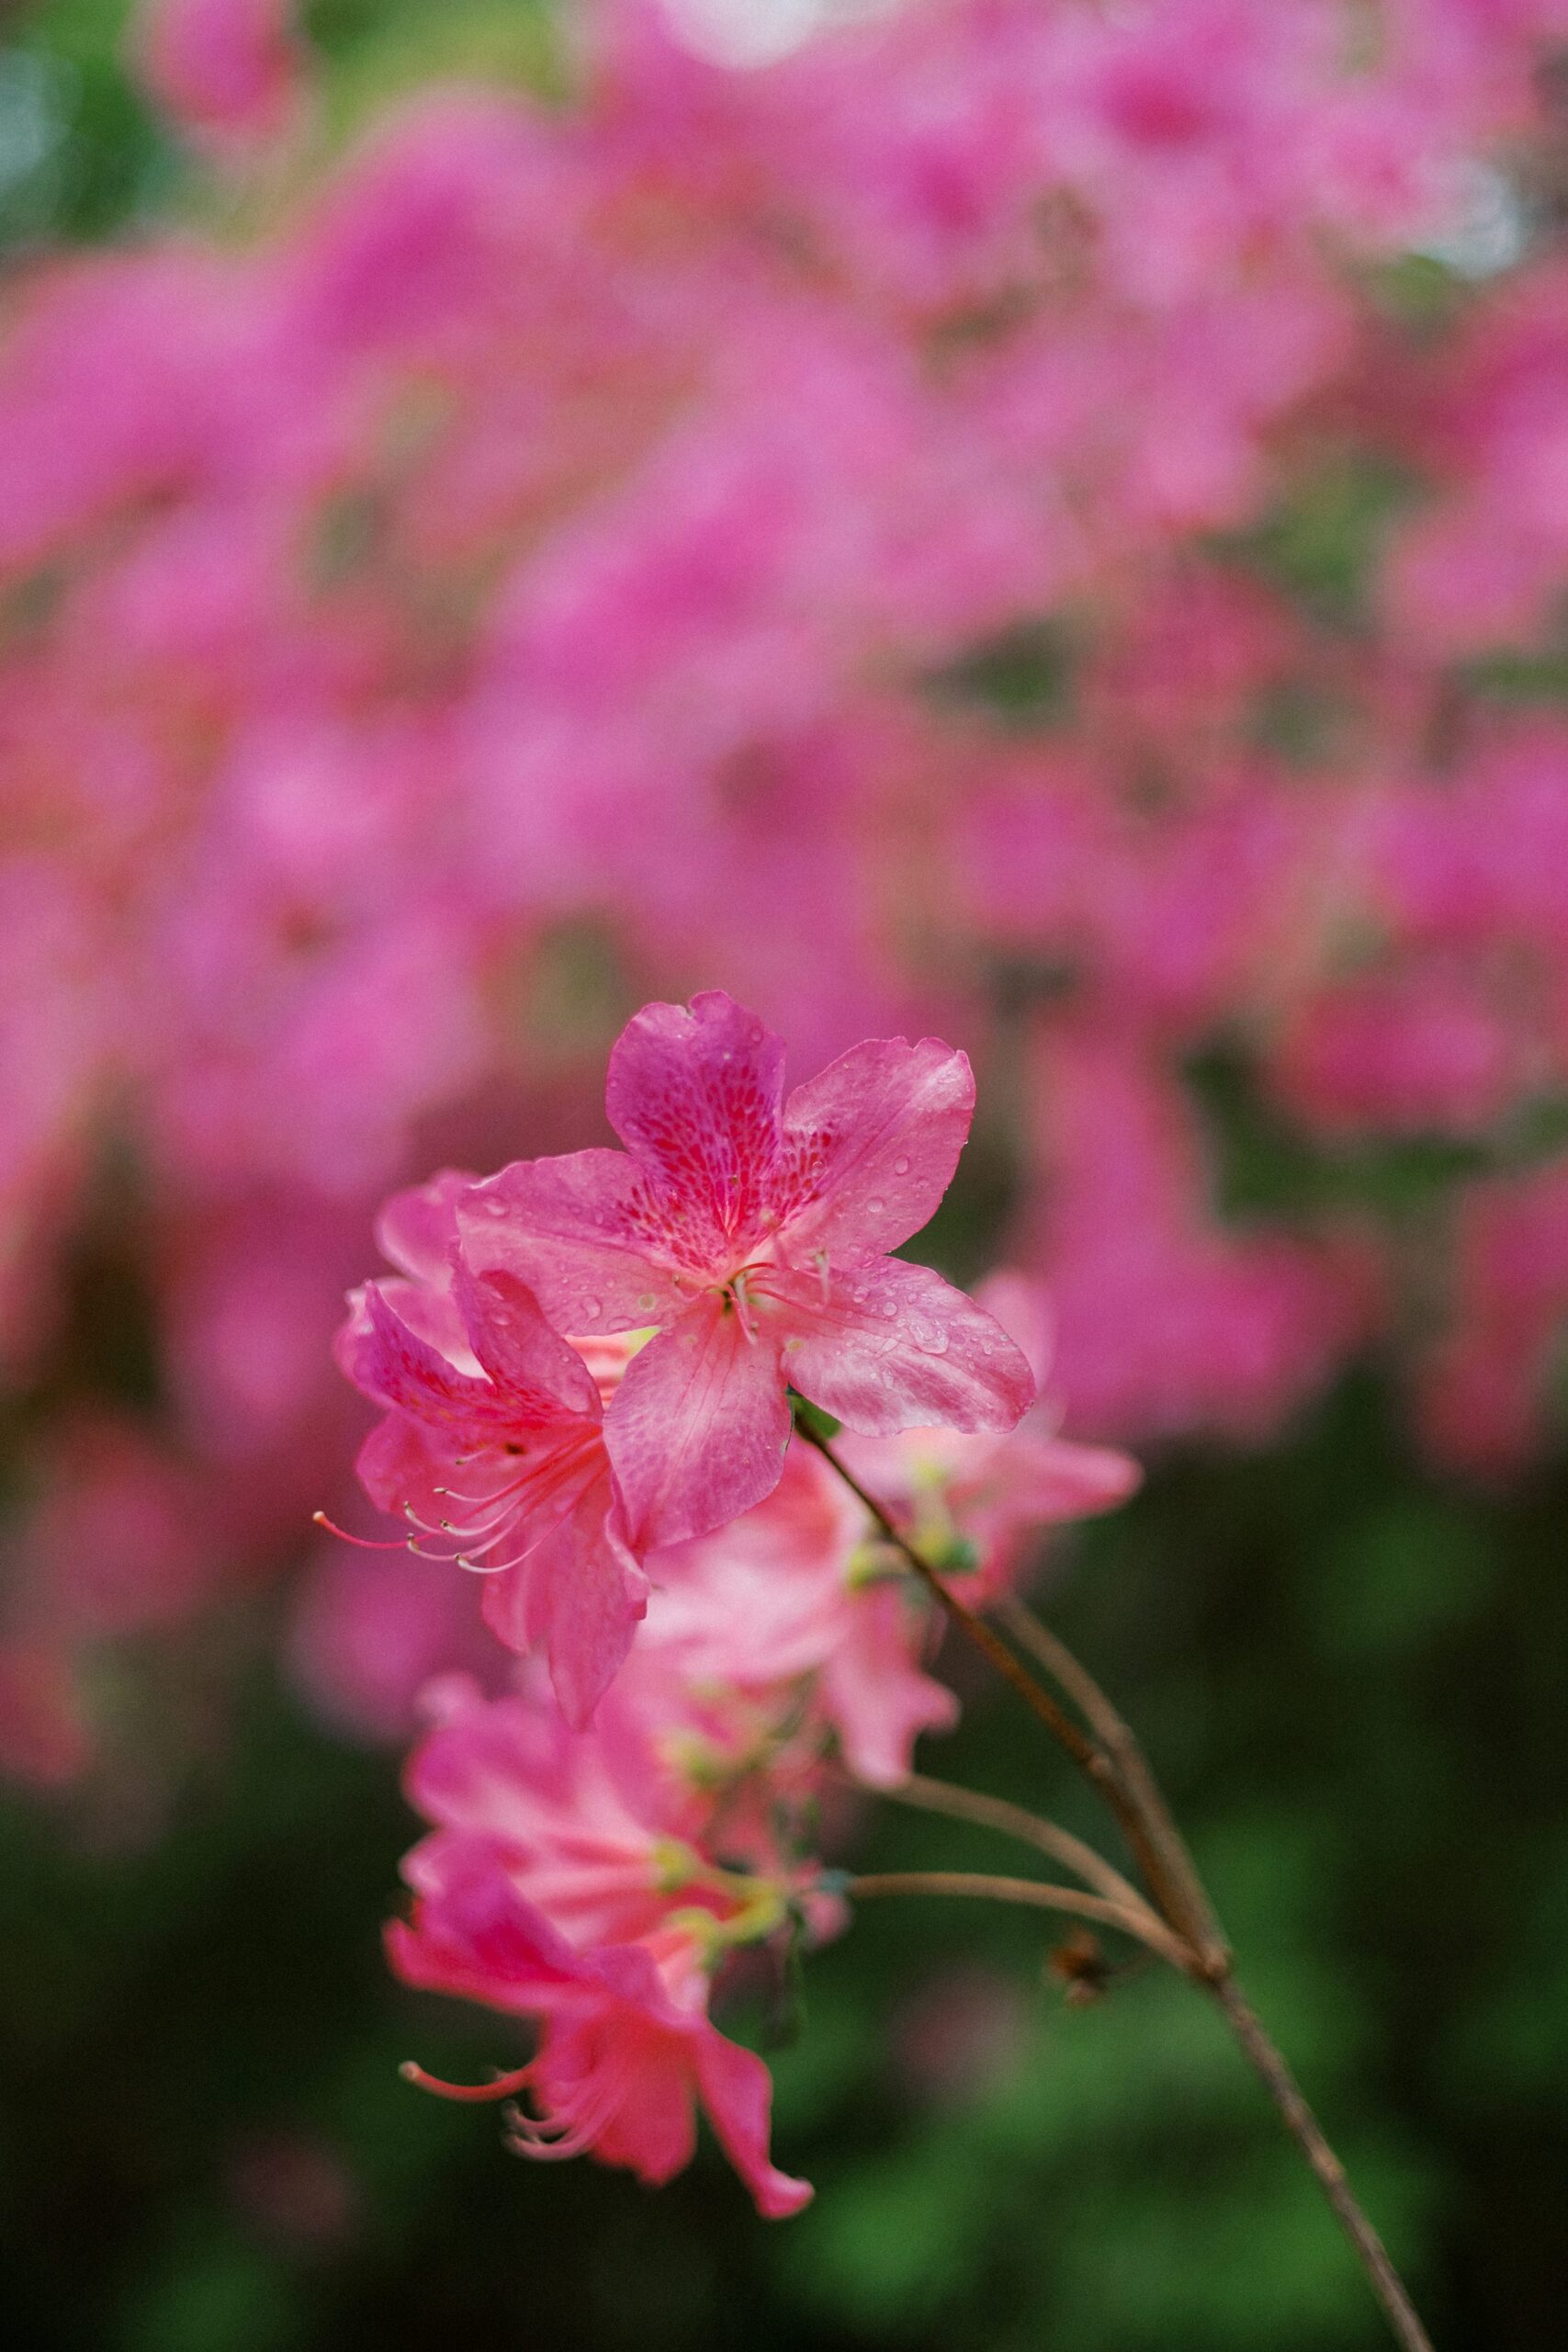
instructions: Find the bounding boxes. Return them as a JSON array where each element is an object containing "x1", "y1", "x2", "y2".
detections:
[
  {"x1": 690, "y1": 2027, "x2": 813, "y2": 2219},
  {"x1": 403, "y1": 1679, "x2": 558, "y2": 1842},
  {"x1": 389, "y1": 1832, "x2": 588, "y2": 2007},
  {"x1": 581, "y1": 2025, "x2": 700, "y2": 2187},
  {"x1": 780, "y1": 1036, "x2": 976, "y2": 1259},
  {"x1": 356, "y1": 1283, "x2": 501, "y2": 1427},
  {"x1": 605, "y1": 1295, "x2": 792, "y2": 1548},
  {"x1": 354, "y1": 1408, "x2": 446, "y2": 1521},
  {"x1": 457, "y1": 1150, "x2": 686, "y2": 1334},
  {"x1": 770, "y1": 1258, "x2": 1035, "y2": 1436},
  {"x1": 450, "y1": 1261, "x2": 601, "y2": 1419},
  {"x1": 480, "y1": 1477, "x2": 649, "y2": 1729},
  {"x1": 336, "y1": 1275, "x2": 472, "y2": 1396},
  {"x1": 374, "y1": 1169, "x2": 478, "y2": 1287},
  {"x1": 823, "y1": 1589, "x2": 959, "y2": 1788},
  {"x1": 369, "y1": 1273, "x2": 472, "y2": 1363},
  {"x1": 973, "y1": 1269, "x2": 1055, "y2": 1391},
  {"x1": 605, "y1": 990, "x2": 786, "y2": 1267},
  {"x1": 1007, "y1": 1436, "x2": 1143, "y2": 1521}
]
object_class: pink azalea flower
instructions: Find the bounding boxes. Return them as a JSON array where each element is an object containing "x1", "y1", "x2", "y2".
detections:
[
  {"x1": 458, "y1": 991, "x2": 1035, "y2": 1549},
  {"x1": 388, "y1": 1831, "x2": 812, "y2": 2218},
  {"x1": 336, "y1": 1174, "x2": 648, "y2": 1729}
]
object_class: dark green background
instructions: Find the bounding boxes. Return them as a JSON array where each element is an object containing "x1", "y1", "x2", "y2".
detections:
[{"x1": 6, "y1": 1373, "x2": 1565, "y2": 2350}]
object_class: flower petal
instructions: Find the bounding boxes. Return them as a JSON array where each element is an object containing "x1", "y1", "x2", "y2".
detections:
[
  {"x1": 999, "y1": 1434, "x2": 1143, "y2": 1521},
  {"x1": 451, "y1": 1261, "x2": 601, "y2": 1419},
  {"x1": 354, "y1": 1407, "x2": 447, "y2": 1521},
  {"x1": 690, "y1": 2027, "x2": 813, "y2": 2219},
  {"x1": 355, "y1": 1282, "x2": 502, "y2": 1429},
  {"x1": 480, "y1": 1478, "x2": 649, "y2": 1729},
  {"x1": 578, "y1": 2021, "x2": 700, "y2": 2187},
  {"x1": 389, "y1": 1831, "x2": 589, "y2": 2008},
  {"x1": 779, "y1": 1037, "x2": 975, "y2": 1259},
  {"x1": 771, "y1": 1258, "x2": 1035, "y2": 1436},
  {"x1": 605, "y1": 1295, "x2": 792, "y2": 1548},
  {"x1": 374, "y1": 1169, "x2": 478, "y2": 1287},
  {"x1": 823, "y1": 1588, "x2": 959, "y2": 1789},
  {"x1": 457, "y1": 1150, "x2": 687, "y2": 1335},
  {"x1": 605, "y1": 990, "x2": 786, "y2": 1268}
]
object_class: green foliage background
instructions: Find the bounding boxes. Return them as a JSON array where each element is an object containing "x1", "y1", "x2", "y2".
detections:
[{"x1": 1, "y1": 6, "x2": 1565, "y2": 2348}]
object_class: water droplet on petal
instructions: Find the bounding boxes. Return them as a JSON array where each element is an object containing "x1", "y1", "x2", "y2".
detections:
[
  {"x1": 866, "y1": 1195, "x2": 886, "y2": 1216},
  {"x1": 893, "y1": 1155, "x2": 911, "y2": 1176},
  {"x1": 582, "y1": 1297, "x2": 602, "y2": 1322},
  {"x1": 484, "y1": 1197, "x2": 507, "y2": 1217},
  {"x1": 880, "y1": 1297, "x2": 897, "y2": 1317},
  {"x1": 637, "y1": 1293, "x2": 658, "y2": 1312}
]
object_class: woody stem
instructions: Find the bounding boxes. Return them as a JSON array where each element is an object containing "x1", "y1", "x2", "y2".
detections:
[
  {"x1": 794, "y1": 1419, "x2": 1203, "y2": 1950},
  {"x1": 884, "y1": 1770, "x2": 1156, "y2": 1918},
  {"x1": 799, "y1": 1420, "x2": 1436, "y2": 2352},
  {"x1": 843, "y1": 1871, "x2": 1190, "y2": 1963}
]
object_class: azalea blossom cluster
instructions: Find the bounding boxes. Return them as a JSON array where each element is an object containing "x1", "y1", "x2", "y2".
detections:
[
  {"x1": 6, "y1": 0, "x2": 1568, "y2": 1786},
  {"x1": 341, "y1": 990, "x2": 1134, "y2": 2205}
]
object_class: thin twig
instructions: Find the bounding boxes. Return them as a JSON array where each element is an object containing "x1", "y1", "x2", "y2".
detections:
[
  {"x1": 801, "y1": 1418, "x2": 1438, "y2": 2352},
  {"x1": 1213, "y1": 1974, "x2": 1436, "y2": 2352},
  {"x1": 886, "y1": 1771, "x2": 1153, "y2": 1919},
  {"x1": 795, "y1": 1419, "x2": 1199, "y2": 1941},
  {"x1": 993, "y1": 1590, "x2": 1227, "y2": 1971},
  {"x1": 844, "y1": 1871, "x2": 1185, "y2": 1961}
]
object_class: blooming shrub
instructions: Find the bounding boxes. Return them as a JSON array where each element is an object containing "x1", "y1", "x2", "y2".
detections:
[{"x1": 0, "y1": 0, "x2": 1566, "y2": 1794}]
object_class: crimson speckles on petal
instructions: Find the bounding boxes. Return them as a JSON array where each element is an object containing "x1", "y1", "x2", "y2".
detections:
[{"x1": 457, "y1": 991, "x2": 1036, "y2": 1549}]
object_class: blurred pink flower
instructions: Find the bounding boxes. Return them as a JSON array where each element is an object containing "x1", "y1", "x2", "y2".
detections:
[
  {"x1": 135, "y1": 0, "x2": 304, "y2": 147},
  {"x1": 389, "y1": 1831, "x2": 812, "y2": 2216}
]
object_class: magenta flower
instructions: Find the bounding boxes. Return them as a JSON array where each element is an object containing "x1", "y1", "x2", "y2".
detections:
[
  {"x1": 136, "y1": 0, "x2": 303, "y2": 149},
  {"x1": 458, "y1": 991, "x2": 1034, "y2": 1548},
  {"x1": 336, "y1": 1174, "x2": 647, "y2": 1729},
  {"x1": 388, "y1": 1833, "x2": 812, "y2": 2219}
]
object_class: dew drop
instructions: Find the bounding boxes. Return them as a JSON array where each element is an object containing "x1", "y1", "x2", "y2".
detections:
[
  {"x1": 484, "y1": 1197, "x2": 507, "y2": 1217},
  {"x1": 637, "y1": 1292, "x2": 658, "y2": 1311},
  {"x1": 866, "y1": 1195, "x2": 886, "y2": 1216},
  {"x1": 880, "y1": 1297, "x2": 897, "y2": 1317},
  {"x1": 582, "y1": 1297, "x2": 602, "y2": 1322},
  {"x1": 893, "y1": 1155, "x2": 911, "y2": 1176}
]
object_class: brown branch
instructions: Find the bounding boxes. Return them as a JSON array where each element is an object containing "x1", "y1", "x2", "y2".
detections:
[
  {"x1": 800, "y1": 1417, "x2": 1438, "y2": 2352},
  {"x1": 844, "y1": 1871, "x2": 1185, "y2": 1960},
  {"x1": 993, "y1": 1590, "x2": 1227, "y2": 1971},
  {"x1": 886, "y1": 1771, "x2": 1153, "y2": 1919},
  {"x1": 795, "y1": 1419, "x2": 1202, "y2": 1951},
  {"x1": 1212, "y1": 1974, "x2": 1435, "y2": 2352}
]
